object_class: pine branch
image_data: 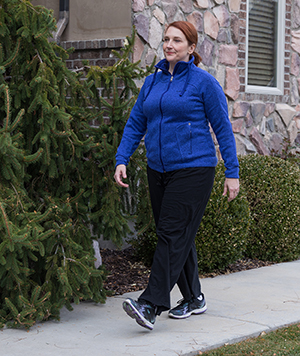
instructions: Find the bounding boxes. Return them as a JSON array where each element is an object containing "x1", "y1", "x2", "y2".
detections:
[
  {"x1": 0, "y1": 203, "x2": 12, "y2": 241},
  {"x1": 2, "y1": 39, "x2": 21, "y2": 68},
  {"x1": 35, "y1": 49, "x2": 43, "y2": 63}
]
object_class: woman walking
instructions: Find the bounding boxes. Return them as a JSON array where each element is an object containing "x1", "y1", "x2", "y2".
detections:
[{"x1": 114, "y1": 21, "x2": 239, "y2": 330}]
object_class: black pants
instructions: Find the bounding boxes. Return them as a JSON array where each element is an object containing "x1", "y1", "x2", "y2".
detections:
[{"x1": 139, "y1": 166, "x2": 215, "y2": 315}]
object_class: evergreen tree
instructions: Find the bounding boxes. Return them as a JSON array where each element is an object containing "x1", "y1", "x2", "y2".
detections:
[
  {"x1": 0, "y1": 0, "x2": 154, "y2": 328},
  {"x1": 80, "y1": 37, "x2": 154, "y2": 245}
]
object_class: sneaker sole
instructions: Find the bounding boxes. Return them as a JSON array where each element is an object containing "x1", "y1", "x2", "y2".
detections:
[
  {"x1": 168, "y1": 304, "x2": 207, "y2": 319},
  {"x1": 123, "y1": 299, "x2": 154, "y2": 330}
]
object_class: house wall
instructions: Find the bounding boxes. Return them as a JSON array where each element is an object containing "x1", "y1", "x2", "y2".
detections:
[
  {"x1": 33, "y1": 0, "x2": 130, "y2": 78},
  {"x1": 33, "y1": 0, "x2": 300, "y2": 156},
  {"x1": 31, "y1": 0, "x2": 59, "y2": 19},
  {"x1": 131, "y1": 0, "x2": 300, "y2": 156},
  {"x1": 60, "y1": 0, "x2": 131, "y2": 41},
  {"x1": 31, "y1": 0, "x2": 132, "y2": 40}
]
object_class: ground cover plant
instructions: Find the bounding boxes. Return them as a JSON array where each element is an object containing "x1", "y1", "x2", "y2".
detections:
[{"x1": 199, "y1": 323, "x2": 300, "y2": 355}]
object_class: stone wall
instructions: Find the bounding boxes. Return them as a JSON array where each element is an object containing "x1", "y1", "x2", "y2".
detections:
[{"x1": 132, "y1": 0, "x2": 300, "y2": 155}]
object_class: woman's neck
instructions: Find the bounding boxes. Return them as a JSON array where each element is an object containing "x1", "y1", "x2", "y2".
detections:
[{"x1": 169, "y1": 63, "x2": 174, "y2": 74}]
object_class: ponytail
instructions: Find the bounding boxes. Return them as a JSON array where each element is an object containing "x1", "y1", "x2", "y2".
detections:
[{"x1": 191, "y1": 52, "x2": 202, "y2": 66}]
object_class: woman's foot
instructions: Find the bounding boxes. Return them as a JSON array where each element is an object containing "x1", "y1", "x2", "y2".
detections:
[
  {"x1": 168, "y1": 294, "x2": 207, "y2": 319},
  {"x1": 123, "y1": 298, "x2": 156, "y2": 330}
]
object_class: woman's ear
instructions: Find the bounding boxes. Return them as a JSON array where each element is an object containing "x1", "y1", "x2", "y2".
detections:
[{"x1": 188, "y1": 43, "x2": 196, "y2": 55}]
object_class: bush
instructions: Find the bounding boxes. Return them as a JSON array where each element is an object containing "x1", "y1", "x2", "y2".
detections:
[
  {"x1": 239, "y1": 154, "x2": 300, "y2": 262},
  {"x1": 195, "y1": 162, "x2": 251, "y2": 273},
  {"x1": 127, "y1": 174, "x2": 157, "y2": 267},
  {"x1": 270, "y1": 137, "x2": 300, "y2": 170},
  {"x1": 129, "y1": 224, "x2": 157, "y2": 268},
  {"x1": 129, "y1": 162, "x2": 251, "y2": 273}
]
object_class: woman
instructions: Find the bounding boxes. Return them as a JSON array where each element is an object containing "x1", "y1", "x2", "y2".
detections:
[{"x1": 114, "y1": 21, "x2": 239, "y2": 330}]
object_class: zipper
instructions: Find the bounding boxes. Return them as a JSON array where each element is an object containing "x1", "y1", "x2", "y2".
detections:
[
  {"x1": 159, "y1": 74, "x2": 174, "y2": 172},
  {"x1": 189, "y1": 122, "x2": 192, "y2": 154}
]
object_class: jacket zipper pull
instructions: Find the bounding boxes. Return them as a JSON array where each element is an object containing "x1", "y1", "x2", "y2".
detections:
[{"x1": 170, "y1": 75, "x2": 173, "y2": 82}]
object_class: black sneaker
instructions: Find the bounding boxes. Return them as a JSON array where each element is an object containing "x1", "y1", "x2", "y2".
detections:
[
  {"x1": 123, "y1": 298, "x2": 156, "y2": 330},
  {"x1": 168, "y1": 294, "x2": 207, "y2": 319}
]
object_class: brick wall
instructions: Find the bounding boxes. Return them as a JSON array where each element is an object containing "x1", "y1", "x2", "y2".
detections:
[
  {"x1": 61, "y1": 38, "x2": 126, "y2": 126},
  {"x1": 61, "y1": 38, "x2": 125, "y2": 70}
]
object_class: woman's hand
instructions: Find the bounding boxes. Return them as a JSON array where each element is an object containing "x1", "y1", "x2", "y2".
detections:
[
  {"x1": 114, "y1": 164, "x2": 129, "y2": 188},
  {"x1": 223, "y1": 178, "x2": 239, "y2": 202}
]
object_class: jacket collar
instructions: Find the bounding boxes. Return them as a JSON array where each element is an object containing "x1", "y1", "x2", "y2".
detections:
[
  {"x1": 144, "y1": 56, "x2": 195, "y2": 101},
  {"x1": 155, "y1": 56, "x2": 195, "y2": 76}
]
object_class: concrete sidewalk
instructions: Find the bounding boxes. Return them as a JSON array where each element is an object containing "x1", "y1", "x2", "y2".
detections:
[{"x1": 1, "y1": 260, "x2": 300, "y2": 356}]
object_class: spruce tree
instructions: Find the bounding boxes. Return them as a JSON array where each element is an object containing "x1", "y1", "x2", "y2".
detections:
[
  {"x1": 0, "y1": 0, "x2": 153, "y2": 328},
  {"x1": 80, "y1": 37, "x2": 154, "y2": 245}
]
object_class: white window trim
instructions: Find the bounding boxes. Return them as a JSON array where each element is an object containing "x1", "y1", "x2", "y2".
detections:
[{"x1": 245, "y1": 0, "x2": 286, "y2": 95}]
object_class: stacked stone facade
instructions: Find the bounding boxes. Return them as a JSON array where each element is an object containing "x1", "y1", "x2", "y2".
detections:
[
  {"x1": 132, "y1": 0, "x2": 300, "y2": 155},
  {"x1": 61, "y1": 0, "x2": 300, "y2": 156}
]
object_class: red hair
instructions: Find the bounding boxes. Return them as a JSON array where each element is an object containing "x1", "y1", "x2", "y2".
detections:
[{"x1": 166, "y1": 21, "x2": 202, "y2": 66}]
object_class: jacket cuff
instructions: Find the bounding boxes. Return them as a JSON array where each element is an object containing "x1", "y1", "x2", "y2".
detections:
[{"x1": 224, "y1": 167, "x2": 239, "y2": 179}]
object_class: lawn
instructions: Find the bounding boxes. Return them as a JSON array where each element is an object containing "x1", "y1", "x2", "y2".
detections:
[{"x1": 200, "y1": 323, "x2": 300, "y2": 355}]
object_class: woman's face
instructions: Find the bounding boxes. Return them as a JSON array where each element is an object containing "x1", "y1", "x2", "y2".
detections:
[{"x1": 163, "y1": 26, "x2": 195, "y2": 71}]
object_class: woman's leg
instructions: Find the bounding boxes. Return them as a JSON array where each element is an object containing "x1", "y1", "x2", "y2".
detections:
[
  {"x1": 139, "y1": 167, "x2": 215, "y2": 314},
  {"x1": 176, "y1": 241, "x2": 200, "y2": 301},
  {"x1": 145, "y1": 165, "x2": 165, "y2": 226}
]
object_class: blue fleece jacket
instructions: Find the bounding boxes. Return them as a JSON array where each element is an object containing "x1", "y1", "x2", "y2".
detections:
[{"x1": 115, "y1": 57, "x2": 239, "y2": 178}]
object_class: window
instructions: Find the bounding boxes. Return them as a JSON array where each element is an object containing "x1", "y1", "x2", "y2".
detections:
[{"x1": 246, "y1": 0, "x2": 285, "y2": 94}]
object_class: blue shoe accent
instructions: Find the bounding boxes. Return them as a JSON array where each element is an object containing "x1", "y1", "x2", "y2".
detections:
[
  {"x1": 123, "y1": 298, "x2": 156, "y2": 330},
  {"x1": 168, "y1": 294, "x2": 207, "y2": 319}
]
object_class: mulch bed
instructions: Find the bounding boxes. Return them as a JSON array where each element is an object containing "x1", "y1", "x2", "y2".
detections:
[
  {"x1": 101, "y1": 247, "x2": 274, "y2": 296},
  {"x1": 101, "y1": 247, "x2": 151, "y2": 295}
]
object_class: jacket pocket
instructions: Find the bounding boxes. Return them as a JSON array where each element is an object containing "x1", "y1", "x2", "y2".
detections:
[{"x1": 176, "y1": 122, "x2": 192, "y2": 159}]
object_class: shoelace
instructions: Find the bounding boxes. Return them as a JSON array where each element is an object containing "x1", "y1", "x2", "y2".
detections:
[
  {"x1": 176, "y1": 298, "x2": 190, "y2": 306},
  {"x1": 176, "y1": 298, "x2": 185, "y2": 304},
  {"x1": 177, "y1": 294, "x2": 203, "y2": 304}
]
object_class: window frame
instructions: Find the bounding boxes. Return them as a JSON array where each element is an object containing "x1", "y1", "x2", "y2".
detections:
[{"x1": 245, "y1": 0, "x2": 286, "y2": 95}]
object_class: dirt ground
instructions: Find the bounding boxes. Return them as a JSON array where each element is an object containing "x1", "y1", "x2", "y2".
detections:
[{"x1": 101, "y1": 247, "x2": 274, "y2": 296}]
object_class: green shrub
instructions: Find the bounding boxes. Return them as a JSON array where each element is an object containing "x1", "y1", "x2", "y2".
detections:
[
  {"x1": 195, "y1": 162, "x2": 251, "y2": 273},
  {"x1": 129, "y1": 162, "x2": 251, "y2": 273},
  {"x1": 128, "y1": 224, "x2": 157, "y2": 267},
  {"x1": 239, "y1": 154, "x2": 300, "y2": 262},
  {"x1": 270, "y1": 137, "x2": 300, "y2": 170},
  {"x1": 127, "y1": 175, "x2": 157, "y2": 267}
]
